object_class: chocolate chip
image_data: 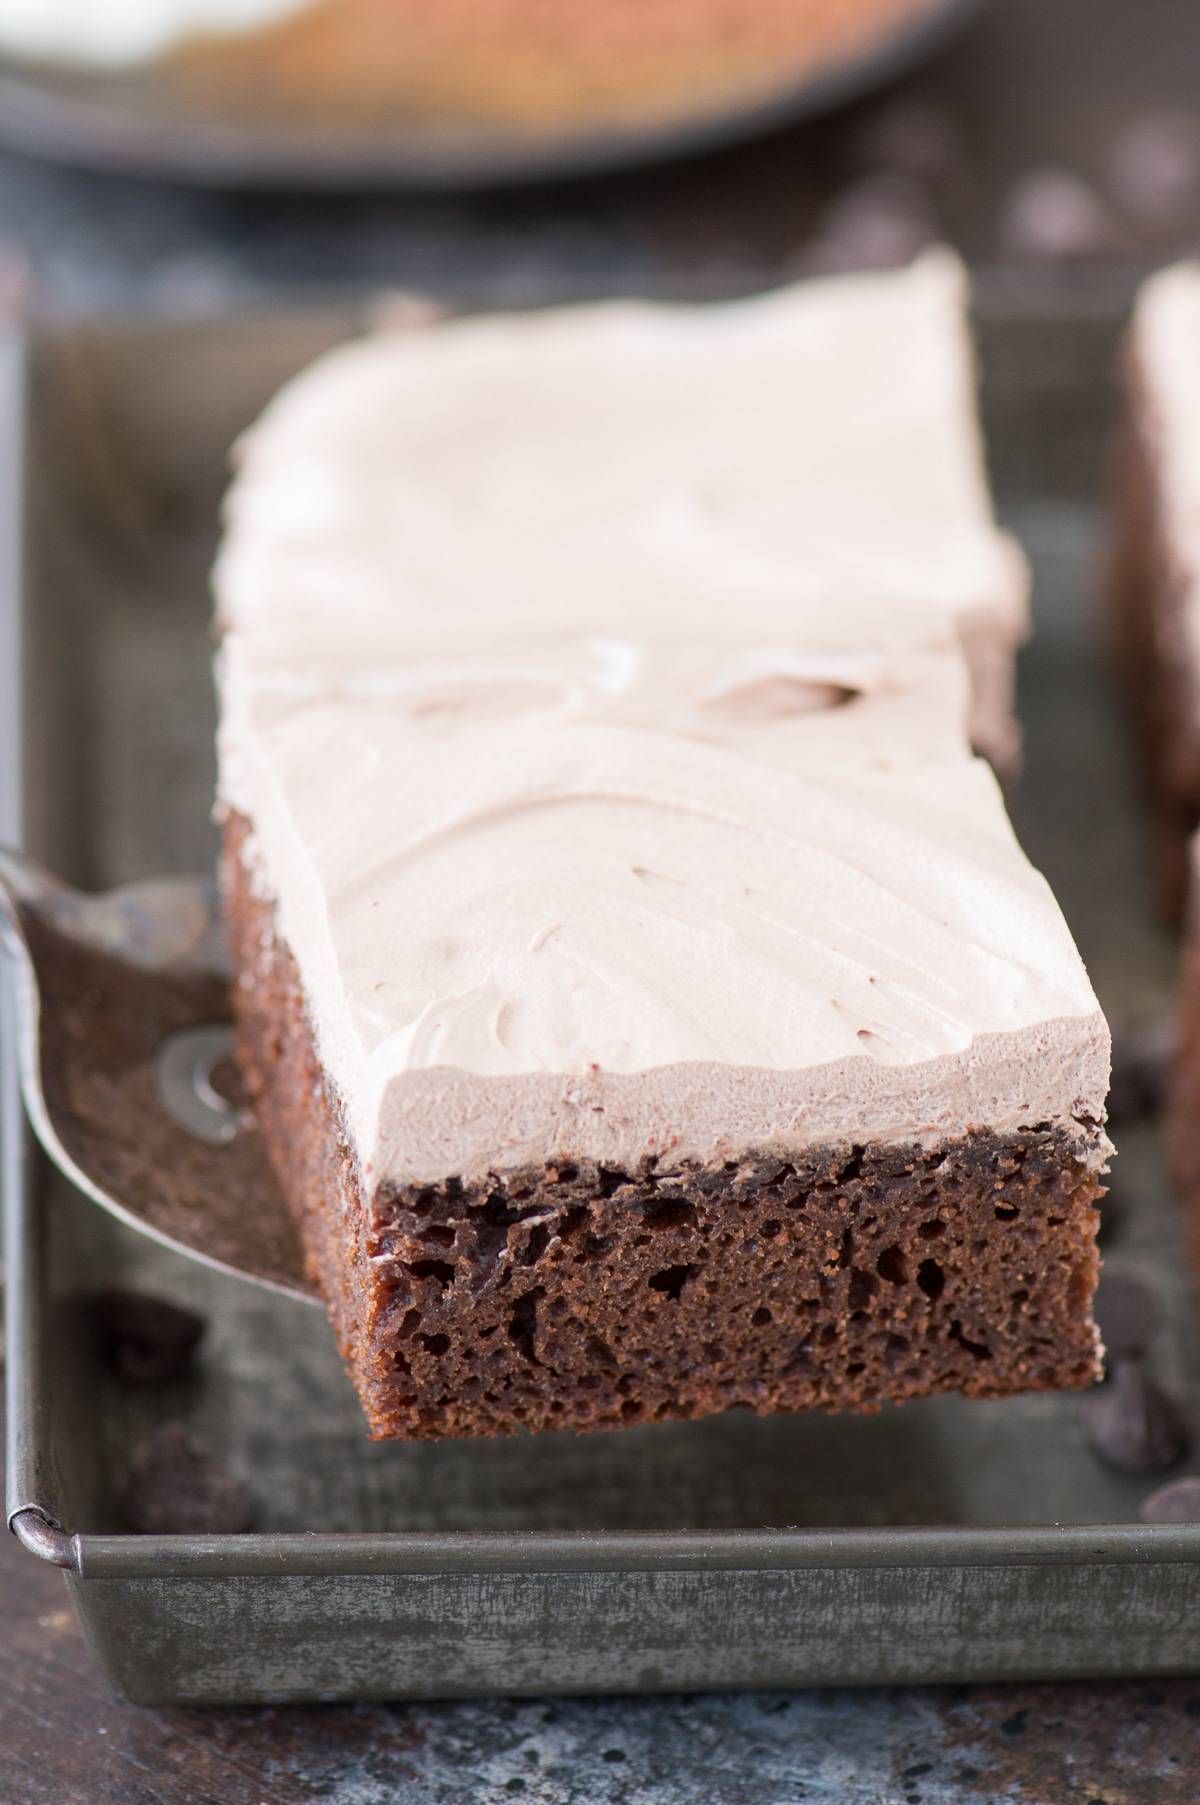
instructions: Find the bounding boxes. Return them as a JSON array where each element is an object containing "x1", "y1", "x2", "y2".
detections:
[
  {"x1": 1108, "y1": 1020, "x2": 1175, "y2": 1120},
  {"x1": 366, "y1": 290, "x2": 451, "y2": 335},
  {"x1": 845, "y1": 99, "x2": 965, "y2": 187},
  {"x1": 1140, "y1": 1476, "x2": 1200, "y2": 1524},
  {"x1": 1107, "y1": 111, "x2": 1200, "y2": 238},
  {"x1": 120, "y1": 1424, "x2": 256, "y2": 1534},
  {"x1": 804, "y1": 173, "x2": 939, "y2": 274},
  {"x1": 86, "y1": 1288, "x2": 205, "y2": 1384},
  {"x1": 1082, "y1": 1358, "x2": 1189, "y2": 1475},
  {"x1": 999, "y1": 168, "x2": 1128, "y2": 263},
  {"x1": 1094, "y1": 1264, "x2": 1162, "y2": 1359}
]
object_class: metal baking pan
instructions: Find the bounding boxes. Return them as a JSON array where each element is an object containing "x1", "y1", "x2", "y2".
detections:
[
  {"x1": 0, "y1": 0, "x2": 982, "y2": 191},
  {"x1": 5, "y1": 284, "x2": 1200, "y2": 1706}
]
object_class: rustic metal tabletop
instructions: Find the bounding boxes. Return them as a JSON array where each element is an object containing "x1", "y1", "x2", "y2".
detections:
[
  {"x1": 4, "y1": 1485, "x2": 1200, "y2": 1805},
  {"x1": 4, "y1": 0, "x2": 1200, "y2": 1797}
]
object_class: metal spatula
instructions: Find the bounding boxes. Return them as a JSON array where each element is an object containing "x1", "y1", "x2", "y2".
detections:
[{"x1": 0, "y1": 846, "x2": 318, "y2": 1303}]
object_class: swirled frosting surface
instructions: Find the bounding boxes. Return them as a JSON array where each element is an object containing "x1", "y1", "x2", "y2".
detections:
[{"x1": 216, "y1": 253, "x2": 1107, "y2": 1184}]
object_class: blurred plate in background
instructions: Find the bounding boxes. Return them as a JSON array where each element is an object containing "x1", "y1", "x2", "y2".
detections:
[{"x1": 0, "y1": 0, "x2": 984, "y2": 190}]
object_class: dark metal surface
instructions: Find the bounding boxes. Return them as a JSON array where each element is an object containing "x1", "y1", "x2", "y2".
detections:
[
  {"x1": 4, "y1": 289, "x2": 1200, "y2": 1704},
  {"x1": 5, "y1": 1497, "x2": 1200, "y2": 1805},
  {"x1": 0, "y1": 0, "x2": 982, "y2": 191},
  {"x1": 9, "y1": 1508, "x2": 75, "y2": 1569}
]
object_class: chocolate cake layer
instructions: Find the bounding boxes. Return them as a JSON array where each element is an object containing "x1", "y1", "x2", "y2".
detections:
[{"x1": 226, "y1": 815, "x2": 1103, "y2": 1439}]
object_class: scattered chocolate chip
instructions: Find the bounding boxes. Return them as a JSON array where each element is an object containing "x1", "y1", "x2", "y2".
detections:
[
  {"x1": 1107, "y1": 111, "x2": 1200, "y2": 238},
  {"x1": 120, "y1": 1424, "x2": 256, "y2": 1535},
  {"x1": 1094, "y1": 1264, "x2": 1162, "y2": 1359},
  {"x1": 999, "y1": 168, "x2": 1129, "y2": 263},
  {"x1": 845, "y1": 98, "x2": 965, "y2": 187},
  {"x1": 1140, "y1": 1476, "x2": 1200, "y2": 1524},
  {"x1": 804, "y1": 173, "x2": 939, "y2": 274},
  {"x1": 86, "y1": 1288, "x2": 205, "y2": 1384},
  {"x1": 1108, "y1": 1019, "x2": 1175, "y2": 1120},
  {"x1": 1082, "y1": 1358, "x2": 1189, "y2": 1475},
  {"x1": 365, "y1": 290, "x2": 450, "y2": 334}
]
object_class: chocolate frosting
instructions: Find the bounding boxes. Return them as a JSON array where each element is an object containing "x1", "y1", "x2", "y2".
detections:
[{"x1": 216, "y1": 252, "x2": 1108, "y2": 1183}]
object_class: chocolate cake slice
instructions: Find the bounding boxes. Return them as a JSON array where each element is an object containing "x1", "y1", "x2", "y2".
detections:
[
  {"x1": 1117, "y1": 267, "x2": 1200, "y2": 1218},
  {"x1": 1112, "y1": 262, "x2": 1200, "y2": 920},
  {"x1": 215, "y1": 252, "x2": 1109, "y2": 1439}
]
